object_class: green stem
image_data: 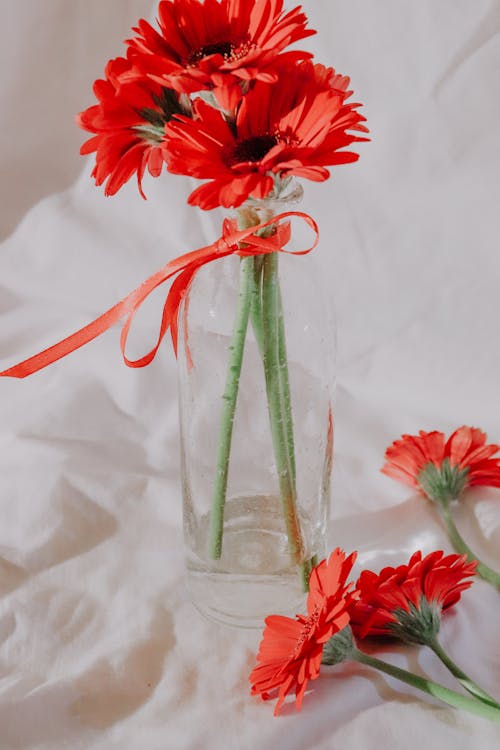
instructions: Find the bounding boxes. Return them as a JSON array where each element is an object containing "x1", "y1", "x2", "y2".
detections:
[
  {"x1": 428, "y1": 638, "x2": 500, "y2": 708},
  {"x1": 276, "y1": 281, "x2": 317, "y2": 590},
  {"x1": 352, "y1": 648, "x2": 500, "y2": 724},
  {"x1": 208, "y1": 256, "x2": 254, "y2": 559},
  {"x1": 249, "y1": 256, "x2": 264, "y2": 355},
  {"x1": 438, "y1": 501, "x2": 500, "y2": 588},
  {"x1": 262, "y1": 252, "x2": 305, "y2": 570},
  {"x1": 249, "y1": 257, "x2": 295, "y2": 483},
  {"x1": 276, "y1": 283, "x2": 296, "y2": 485},
  {"x1": 251, "y1": 253, "x2": 314, "y2": 591}
]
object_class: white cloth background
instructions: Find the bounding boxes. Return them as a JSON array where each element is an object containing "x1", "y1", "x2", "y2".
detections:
[{"x1": 0, "y1": 1, "x2": 499, "y2": 748}]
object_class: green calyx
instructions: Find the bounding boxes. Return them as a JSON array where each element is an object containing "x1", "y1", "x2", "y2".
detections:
[
  {"x1": 417, "y1": 459, "x2": 469, "y2": 505},
  {"x1": 389, "y1": 598, "x2": 441, "y2": 646},
  {"x1": 136, "y1": 87, "x2": 188, "y2": 143},
  {"x1": 132, "y1": 122, "x2": 166, "y2": 143},
  {"x1": 152, "y1": 87, "x2": 185, "y2": 120},
  {"x1": 322, "y1": 626, "x2": 355, "y2": 666}
]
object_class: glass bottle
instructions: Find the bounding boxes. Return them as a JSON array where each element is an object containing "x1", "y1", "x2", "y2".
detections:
[{"x1": 177, "y1": 182, "x2": 334, "y2": 628}]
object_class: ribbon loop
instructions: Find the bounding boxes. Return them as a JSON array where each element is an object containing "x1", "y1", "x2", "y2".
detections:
[{"x1": 0, "y1": 210, "x2": 319, "y2": 379}]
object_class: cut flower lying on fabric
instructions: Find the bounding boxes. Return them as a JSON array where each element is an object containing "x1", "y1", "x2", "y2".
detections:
[
  {"x1": 383, "y1": 426, "x2": 500, "y2": 587},
  {"x1": 249, "y1": 549, "x2": 358, "y2": 714},
  {"x1": 250, "y1": 548, "x2": 500, "y2": 721},
  {"x1": 350, "y1": 550, "x2": 499, "y2": 708}
]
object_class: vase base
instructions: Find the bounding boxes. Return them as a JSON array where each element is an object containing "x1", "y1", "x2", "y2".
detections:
[
  {"x1": 185, "y1": 494, "x2": 310, "y2": 629},
  {"x1": 187, "y1": 569, "x2": 306, "y2": 629}
]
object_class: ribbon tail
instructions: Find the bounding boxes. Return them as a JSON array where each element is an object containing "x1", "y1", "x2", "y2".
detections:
[
  {"x1": 0, "y1": 299, "x2": 131, "y2": 379},
  {"x1": 119, "y1": 263, "x2": 200, "y2": 369},
  {"x1": 167, "y1": 265, "x2": 199, "y2": 359},
  {"x1": 0, "y1": 211, "x2": 318, "y2": 380},
  {"x1": 0, "y1": 246, "x2": 224, "y2": 379}
]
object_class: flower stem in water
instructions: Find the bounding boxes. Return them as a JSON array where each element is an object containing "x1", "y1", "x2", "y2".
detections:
[
  {"x1": 262, "y1": 251, "x2": 305, "y2": 569},
  {"x1": 208, "y1": 256, "x2": 253, "y2": 559}
]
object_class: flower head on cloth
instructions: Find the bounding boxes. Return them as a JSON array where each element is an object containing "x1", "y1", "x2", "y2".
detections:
[
  {"x1": 164, "y1": 61, "x2": 369, "y2": 209},
  {"x1": 382, "y1": 426, "x2": 500, "y2": 505},
  {"x1": 126, "y1": 0, "x2": 316, "y2": 110},
  {"x1": 250, "y1": 551, "x2": 500, "y2": 721},
  {"x1": 349, "y1": 550, "x2": 477, "y2": 645},
  {"x1": 249, "y1": 548, "x2": 358, "y2": 715},
  {"x1": 77, "y1": 56, "x2": 186, "y2": 198}
]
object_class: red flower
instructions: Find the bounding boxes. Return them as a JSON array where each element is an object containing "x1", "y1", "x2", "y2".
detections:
[
  {"x1": 77, "y1": 56, "x2": 184, "y2": 198},
  {"x1": 249, "y1": 548, "x2": 358, "y2": 715},
  {"x1": 164, "y1": 61, "x2": 369, "y2": 209},
  {"x1": 349, "y1": 550, "x2": 477, "y2": 643},
  {"x1": 126, "y1": 0, "x2": 315, "y2": 110},
  {"x1": 382, "y1": 426, "x2": 500, "y2": 503}
]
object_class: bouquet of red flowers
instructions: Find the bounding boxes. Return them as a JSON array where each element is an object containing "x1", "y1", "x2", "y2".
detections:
[
  {"x1": 1, "y1": 0, "x2": 368, "y2": 620},
  {"x1": 77, "y1": 0, "x2": 367, "y2": 205},
  {"x1": 71, "y1": 0, "x2": 369, "y2": 599}
]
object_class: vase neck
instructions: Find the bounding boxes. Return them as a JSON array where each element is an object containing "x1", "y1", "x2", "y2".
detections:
[{"x1": 231, "y1": 180, "x2": 304, "y2": 230}]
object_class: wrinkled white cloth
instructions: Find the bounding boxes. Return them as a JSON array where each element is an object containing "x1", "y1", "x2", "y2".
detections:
[{"x1": 0, "y1": 1, "x2": 499, "y2": 748}]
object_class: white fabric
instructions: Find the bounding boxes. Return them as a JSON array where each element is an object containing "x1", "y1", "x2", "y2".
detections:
[{"x1": 1, "y1": 1, "x2": 499, "y2": 748}]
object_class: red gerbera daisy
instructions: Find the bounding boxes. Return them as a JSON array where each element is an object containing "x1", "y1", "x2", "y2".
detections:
[
  {"x1": 249, "y1": 548, "x2": 358, "y2": 715},
  {"x1": 349, "y1": 550, "x2": 477, "y2": 644},
  {"x1": 382, "y1": 426, "x2": 500, "y2": 504},
  {"x1": 126, "y1": 0, "x2": 315, "y2": 110},
  {"x1": 164, "y1": 61, "x2": 369, "y2": 209},
  {"x1": 77, "y1": 56, "x2": 185, "y2": 198}
]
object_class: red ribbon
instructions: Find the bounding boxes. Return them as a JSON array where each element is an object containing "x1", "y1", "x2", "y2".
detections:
[{"x1": 0, "y1": 211, "x2": 318, "y2": 379}]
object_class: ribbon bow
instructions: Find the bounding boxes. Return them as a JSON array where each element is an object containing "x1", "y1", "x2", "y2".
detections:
[{"x1": 0, "y1": 211, "x2": 318, "y2": 379}]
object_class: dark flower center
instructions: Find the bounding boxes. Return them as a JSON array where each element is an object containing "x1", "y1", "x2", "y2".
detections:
[
  {"x1": 193, "y1": 41, "x2": 233, "y2": 61},
  {"x1": 187, "y1": 39, "x2": 253, "y2": 66},
  {"x1": 230, "y1": 134, "x2": 278, "y2": 164}
]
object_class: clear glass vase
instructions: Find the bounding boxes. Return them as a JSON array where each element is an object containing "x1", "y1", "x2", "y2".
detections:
[{"x1": 178, "y1": 185, "x2": 334, "y2": 628}]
